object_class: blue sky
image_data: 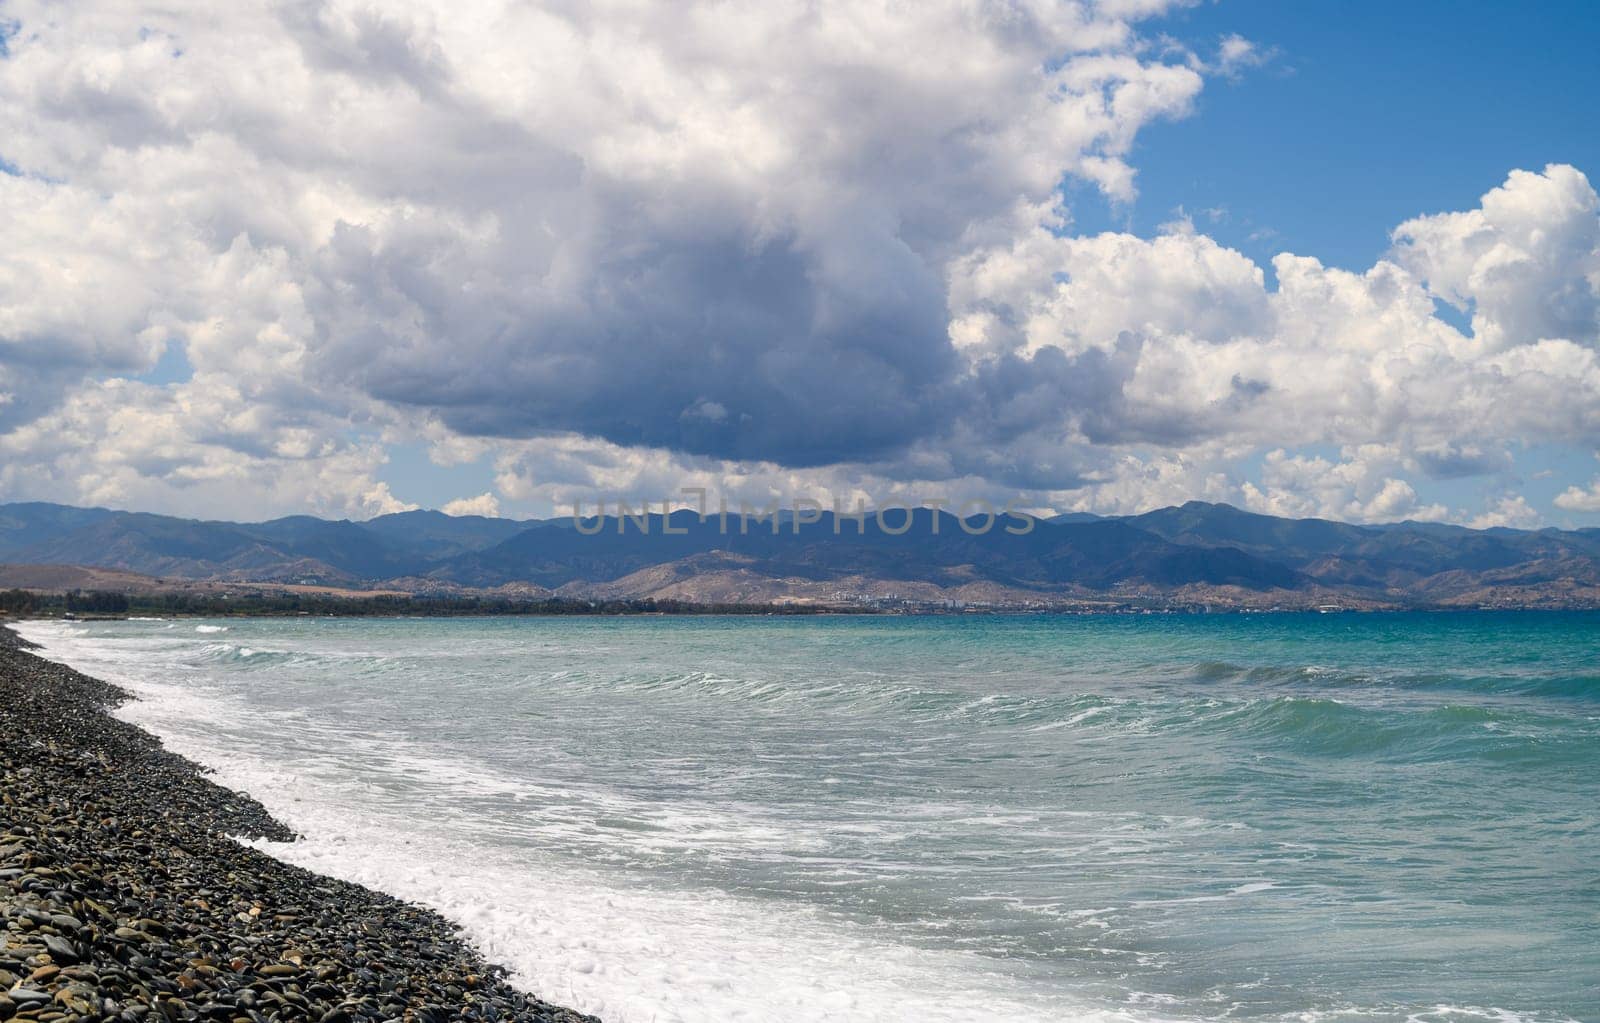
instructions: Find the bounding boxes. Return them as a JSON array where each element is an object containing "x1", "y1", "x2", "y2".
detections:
[{"x1": 1074, "y1": 1, "x2": 1600, "y2": 271}]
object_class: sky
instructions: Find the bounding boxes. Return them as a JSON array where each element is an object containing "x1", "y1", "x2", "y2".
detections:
[{"x1": 1, "y1": 0, "x2": 1599, "y2": 527}]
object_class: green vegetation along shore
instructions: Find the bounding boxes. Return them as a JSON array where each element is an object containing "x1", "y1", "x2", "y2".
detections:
[{"x1": 0, "y1": 589, "x2": 865, "y2": 618}]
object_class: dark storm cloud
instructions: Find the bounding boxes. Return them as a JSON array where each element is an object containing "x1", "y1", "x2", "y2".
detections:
[{"x1": 310, "y1": 210, "x2": 963, "y2": 466}]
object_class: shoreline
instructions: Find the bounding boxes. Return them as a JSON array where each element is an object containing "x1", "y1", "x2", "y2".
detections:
[{"x1": 0, "y1": 623, "x2": 598, "y2": 1023}]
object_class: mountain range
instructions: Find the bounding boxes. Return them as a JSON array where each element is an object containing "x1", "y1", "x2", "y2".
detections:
[{"x1": 3, "y1": 500, "x2": 1599, "y2": 609}]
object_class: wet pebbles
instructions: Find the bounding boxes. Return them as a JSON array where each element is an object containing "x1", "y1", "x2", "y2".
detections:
[{"x1": 0, "y1": 625, "x2": 597, "y2": 1023}]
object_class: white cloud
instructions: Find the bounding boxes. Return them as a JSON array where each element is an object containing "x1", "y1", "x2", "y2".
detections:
[
  {"x1": 950, "y1": 225, "x2": 1270, "y2": 357},
  {"x1": 1214, "y1": 33, "x2": 1270, "y2": 77},
  {"x1": 1045, "y1": 449, "x2": 1241, "y2": 516},
  {"x1": 0, "y1": 376, "x2": 413, "y2": 520},
  {"x1": 948, "y1": 165, "x2": 1600, "y2": 499},
  {"x1": 1555, "y1": 479, "x2": 1600, "y2": 513},
  {"x1": 1239, "y1": 448, "x2": 1448, "y2": 524},
  {"x1": 441, "y1": 492, "x2": 502, "y2": 518},
  {"x1": 1392, "y1": 164, "x2": 1600, "y2": 352},
  {"x1": 1468, "y1": 494, "x2": 1541, "y2": 530}
]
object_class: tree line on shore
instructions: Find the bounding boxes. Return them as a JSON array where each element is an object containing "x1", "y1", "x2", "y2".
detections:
[
  {"x1": 2, "y1": 588, "x2": 132, "y2": 614},
  {"x1": 0, "y1": 587, "x2": 855, "y2": 617}
]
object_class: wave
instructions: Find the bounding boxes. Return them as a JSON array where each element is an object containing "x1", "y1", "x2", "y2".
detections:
[
  {"x1": 1185, "y1": 660, "x2": 1600, "y2": 701},
  {"x1": 1172, "y1": 695, "x2": 1596, "y2": 765},
  {"x1": 543, "y1": 668, "x2": 1136, "y2": 734},
  {"x1": 193, "y1": 642, "x2": 299, "y2": 668},
  {"x1": 544, "y1": 667, "x2": 1594, "y2": 762},
  {"x1": 27, "y1": 621, "x2": 1590, "y2": 768}
]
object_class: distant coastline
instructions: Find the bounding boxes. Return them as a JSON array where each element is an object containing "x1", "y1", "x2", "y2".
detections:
[
  {"x1": 0, "y1": 588, "x2": 873, "y2": 619},
  {"x1": 9, "y1": 592, "x2": 1600, "y2": 614}
]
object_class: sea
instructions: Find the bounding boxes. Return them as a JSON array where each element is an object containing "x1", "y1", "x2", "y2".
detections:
[{"x1": 17, "y1": 613, "x2": 1599, "y2": 1023}]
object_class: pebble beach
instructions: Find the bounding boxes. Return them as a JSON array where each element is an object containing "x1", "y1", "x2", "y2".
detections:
[{"x1": 0, "y1": 624, "x2": 596, "y2": 1023}]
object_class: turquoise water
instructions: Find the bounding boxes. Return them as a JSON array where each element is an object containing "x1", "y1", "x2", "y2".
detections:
[{"x1": 22, "y1": 613, "x2": 1600, "y2": 1022}]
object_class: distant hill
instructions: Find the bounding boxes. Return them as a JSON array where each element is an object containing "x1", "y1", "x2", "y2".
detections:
[
  {"x1": 1126, "y1": 501, "x2": 1600, "y2": 592},
  {"x1": 0, "y1": 563, "x2": 411, "y2": 601},
  {"x1": 436, "y1": 509, "x2": 1306, "y2": 593},
  {"x1": 358, "y1": 509, "x2": 536, "y2": 560},
  {"x1": 2, "y1": 499, "x2": 1598, "y2": 609},
  {"x1": 0, "y1": 563, "x2": 166, "y2": 593}
]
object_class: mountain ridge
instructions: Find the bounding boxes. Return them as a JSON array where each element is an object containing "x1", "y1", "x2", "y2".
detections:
[{"x1": 2, "y1": 500, "x2": 1596, "y2": 609}]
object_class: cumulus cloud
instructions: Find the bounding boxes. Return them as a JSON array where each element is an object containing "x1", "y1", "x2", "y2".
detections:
[
  {"x1": 0, "y1": 377, "x2": 414, "y2": 520},
  {"x1": 1238, "y1": 448, "x2": 1449, "y2": 524},
  {"x1": 1392, "y1": 164, "x2": 1600, "y2": 352},
  {"x1": 441, "y1": 493, "x2": 502, "y2": 518},
  {"x1": 1468, "y1": 494, "x2": 1541, "y2": 530},
  {"x1": 1555, "y1": 478, "x2": 1600, "y2": 513},
  {"x1": 947, "y1": 164, "x2": 1600, "y2": 513}
]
